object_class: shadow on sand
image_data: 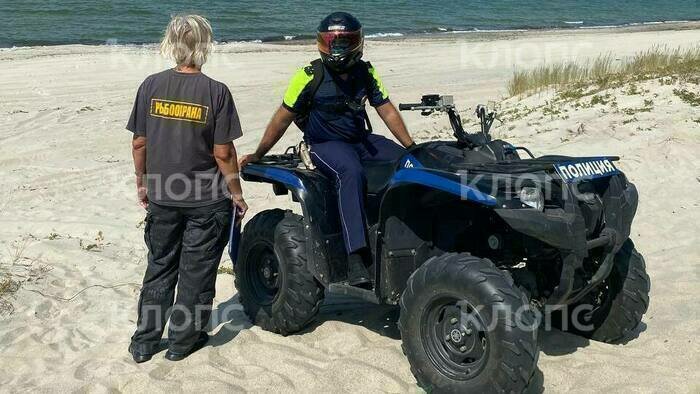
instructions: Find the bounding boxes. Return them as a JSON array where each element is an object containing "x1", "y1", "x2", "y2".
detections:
[
  {"x1": 207, "y1": 294, "x2": 253, "y2": 347},
  {"x1": 206, "y1": 292, "x2": 647, "y2": 392}
]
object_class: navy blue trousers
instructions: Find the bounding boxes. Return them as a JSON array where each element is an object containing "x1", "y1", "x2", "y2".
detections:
[{"x1": 310, "y1": 134, "x2": 405, "y2": 254}]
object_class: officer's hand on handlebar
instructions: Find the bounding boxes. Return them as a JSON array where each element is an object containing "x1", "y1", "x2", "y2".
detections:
[
  {"x1": 405, "y1": 141, "x2": 419, "y2": 152},
  {"x1": 238, "y1": 153, "x2": 260, "y2": 168}
]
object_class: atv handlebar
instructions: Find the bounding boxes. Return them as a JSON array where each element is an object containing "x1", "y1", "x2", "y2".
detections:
[
  {"x1": 398, "y1": 95, "x2": 455, "y2": 114},
  {"x1": 398, "y1": 103, "x2": 422, "y2": 111},
  {"x1": 399, "y1": 94, "x2": 497, "y2": 149}
]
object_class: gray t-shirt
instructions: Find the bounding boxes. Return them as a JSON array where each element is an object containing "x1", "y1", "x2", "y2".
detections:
[{"x1": 127, "y1": 69, "x2": 242, "y2": 207}]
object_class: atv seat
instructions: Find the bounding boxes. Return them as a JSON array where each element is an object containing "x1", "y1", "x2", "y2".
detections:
[
  {"x1": 363, "y1": 160, "x2": 398, "y2": 194},
  {"x1": 297, "y1": 159, "x2": 396, "y2": 194}
]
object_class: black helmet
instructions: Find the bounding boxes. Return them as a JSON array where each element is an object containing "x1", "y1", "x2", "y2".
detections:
[{"x1": 317, "y1": 12, "x2": 364, "y2": 72}]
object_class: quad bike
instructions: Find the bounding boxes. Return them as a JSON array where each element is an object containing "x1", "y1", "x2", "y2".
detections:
[{"x1": 232, "y1": 94, "x2": 650, "y2": 393}]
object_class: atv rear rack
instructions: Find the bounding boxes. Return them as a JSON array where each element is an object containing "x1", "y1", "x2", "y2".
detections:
[{"x1": 254, "y1": 145, "x2": 302, "y2": 169}]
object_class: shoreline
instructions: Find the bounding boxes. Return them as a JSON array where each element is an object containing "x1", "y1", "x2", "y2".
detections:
[
  {"x1": 262, "y1": 19, "x2": 700, "y2": 45},
  {"x1": 2, "y1": 20, "x2": 699, "y2": 51}
]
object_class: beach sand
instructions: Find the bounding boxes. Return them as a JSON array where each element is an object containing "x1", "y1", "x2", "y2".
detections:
[{"x1": 0, "y1": 24, "x2": 698, "y2": 392}]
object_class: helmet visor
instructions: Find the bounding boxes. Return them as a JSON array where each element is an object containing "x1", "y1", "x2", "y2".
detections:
[{"x1": 317, "y1": 29, "x2": 363, "y2": 56}]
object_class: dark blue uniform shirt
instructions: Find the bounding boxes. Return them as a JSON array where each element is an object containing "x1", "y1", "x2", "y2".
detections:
[{"x1": 282, "y1": 60, "x2": 390, "y2": 144}]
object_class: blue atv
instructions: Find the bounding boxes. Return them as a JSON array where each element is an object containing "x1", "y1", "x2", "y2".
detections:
[{"x1": 233, "y1": 95, "x2": 650, "y2": 393}]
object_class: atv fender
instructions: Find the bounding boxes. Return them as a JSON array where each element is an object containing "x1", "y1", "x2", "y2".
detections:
[
  {"x1": 375, "y1": 169, "x2": 498, "y2": 303},
  {"x1": 241, "y1": 164, "x2": 346, "y2": 286}
]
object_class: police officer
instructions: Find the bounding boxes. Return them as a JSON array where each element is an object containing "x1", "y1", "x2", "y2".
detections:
[
  {"x1": 127, "y1": 15, "x2": 248, "y2": 363},
  {"x1": 239, "y1": 12, "x2": 415, "y2": 286}
]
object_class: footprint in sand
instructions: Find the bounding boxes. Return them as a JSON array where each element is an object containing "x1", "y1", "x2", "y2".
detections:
[
  {"x1": 74, "y1": 358, "x2": 131, "y2": 380},
  {"x1": 148, "y1": 363, "x2": 176, "y2": 381},
  {"x1": 34, "y1": 299, "x2": 60, "y2": 319}
]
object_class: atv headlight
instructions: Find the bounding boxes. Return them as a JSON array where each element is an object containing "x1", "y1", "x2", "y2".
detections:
[{"x1": 519, "y1": 187, "x2": 544, "y2": 211}]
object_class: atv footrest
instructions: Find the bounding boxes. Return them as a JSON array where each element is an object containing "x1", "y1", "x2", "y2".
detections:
[{"x1": 328, "y1": 283, "x2": 380, "y2": 304}]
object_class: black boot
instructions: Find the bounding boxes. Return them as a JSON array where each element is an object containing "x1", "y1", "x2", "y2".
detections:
[
  {"x1": 128, "y1": 344, "x2": 155, "y2": 364},
  {"x1": 347, "y1": 249, "x2": 371, "y2": 287},
  {"x1": 165, "y1": 332, "x2": 209, "y2": 361}
]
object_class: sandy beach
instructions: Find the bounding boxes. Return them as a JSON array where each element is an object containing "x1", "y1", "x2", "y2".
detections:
[{"x1": 0, "y1": 24, "x2": 699, "y2": 392}]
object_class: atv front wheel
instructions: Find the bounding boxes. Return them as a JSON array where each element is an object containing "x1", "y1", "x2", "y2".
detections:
[
  {"x1": 399, "y1": 253, "x2": 539, "y2": 393},
  {"x1": 555, "y1": 239, "x2": 650, "y2": 343},
  {"x1": 235, "y1": 210, "x2": 323, "y2": 335}
]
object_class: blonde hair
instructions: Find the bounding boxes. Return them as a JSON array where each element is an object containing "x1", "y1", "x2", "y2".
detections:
[{"x1": 160, "y1": 14, "x2": 213, "y2": 67}]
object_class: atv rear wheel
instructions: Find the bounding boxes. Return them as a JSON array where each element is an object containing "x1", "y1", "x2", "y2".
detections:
[
  {"x1": 555, "y1": 239, "x2": 650, "y2": 343},
  {"x1": 235, "y1": 210, "x2": 323, "y2": 335},
  {"x1": 399, "y1": 253, "x2": 539, "y2": 393}
]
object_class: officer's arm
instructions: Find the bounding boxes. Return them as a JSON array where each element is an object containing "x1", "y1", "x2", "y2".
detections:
[
  {"x1": 240, "y1": 106, "x2": 296, "y2": 167},
  {"x1": 376, "y1": 101, "x2": 415, "y2": 148}
]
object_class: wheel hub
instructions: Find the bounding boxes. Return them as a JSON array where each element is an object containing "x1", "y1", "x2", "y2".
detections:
[
  {"x1": 262, "y1": 265, "x2": 272, "y2": 280},
  {"x1": 421, "y1": 298, "x2": 490, "y2": 380},
  {"x1": 449, "y1": 329, "x2": 463, "y2": 343},
  {"x1": 246, "y1": 244, "x2": 281, "y2": 305},
  {"x1": 441, "y1": 306, "x2": 484, "y2": 358}
]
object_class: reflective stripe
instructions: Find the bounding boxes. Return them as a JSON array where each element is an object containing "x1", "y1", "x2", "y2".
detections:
[
  {"x1": 309, "y1": 151, "x2": 353, "y2": 250},
  {"x1": 368, "y1": 65, "x2": 389, "y2": 100},
  {"x1": 283, "y1": 67, "x2": 314, "y2": 108}
]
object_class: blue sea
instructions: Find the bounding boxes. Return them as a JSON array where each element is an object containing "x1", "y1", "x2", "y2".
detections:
[{"x1": 2, "y1": 0, "x2": 699, "y2": 47}]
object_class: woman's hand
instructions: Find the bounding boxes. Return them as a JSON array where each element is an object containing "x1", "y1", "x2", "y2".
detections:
[
  {"x1": 137, "y1": 186, "x2": 149, "y2": 209},
  {"x1": 232, "y1": 194, "x2": 248, "y2": 223}
]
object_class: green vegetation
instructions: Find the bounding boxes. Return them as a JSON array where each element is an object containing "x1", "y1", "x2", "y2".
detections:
[
  {"x1": 621, "y1": 99, "x2": 655, "y2": 116},
  {"x1": 542, "y1": 101, "x2": 566, "y2": 117},
  {"x1": 46, "y1": 232, "x2": 61, "y2": 240},
  {"x1": 625, "y1": 84, "x2": 642, "y2": 95},
  {"x1": 507, "y1": 46, "x2": 700, "y2": 96},
  {"x1": 79, "y1": 231, "x2": 105, "y2": 252},
  {"x1": 217, "y1": 265, "x2": 234, "y2": 275},
  {"x1": 673, "y1": 88, "x2": 700, "y2": 106},
  {"x1": 590, "y1": 94, "x2": 612, "y2": 106},
  {"x1": 499, "y1": 105, "x2": 537, "y2": 122}
]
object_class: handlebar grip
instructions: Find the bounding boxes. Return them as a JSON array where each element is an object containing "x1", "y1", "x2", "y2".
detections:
[{"x1": 399, "y1": 103, "x2": 421, "y2": 111}]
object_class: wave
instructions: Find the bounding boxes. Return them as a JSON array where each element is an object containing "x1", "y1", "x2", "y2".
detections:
[
  {"x1": 257, "y1": 34, "x2": 315, "y2": 43},
  {"x1": 578, "y1": 19, "x2": 693, "y2": 30},
  {"x1": 472, "y1": 28, "x2": 530, "y2": 33},
  {"x1": 366, "y1": 32, "x2": 404, "y2": 38}
]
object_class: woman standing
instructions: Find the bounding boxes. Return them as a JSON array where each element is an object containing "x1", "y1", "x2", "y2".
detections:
[{"x1": 127, "y1": 14, "x2": 247, "y2": 362}]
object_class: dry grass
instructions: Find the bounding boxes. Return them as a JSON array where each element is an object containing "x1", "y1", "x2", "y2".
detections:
[
  {"x1": 0, "y1": 235, "x2": 48, "y2": 316},
  {"x1": 0, "y1": 277, "x2": 21, "y2": 315},
  {"x1": 508, "y1": 46, "x2": 700, "y2": 96}
]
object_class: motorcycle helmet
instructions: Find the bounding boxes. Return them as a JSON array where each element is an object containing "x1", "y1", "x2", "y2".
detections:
[{"x1": 317, "y1": 12, "x2": 364, "y2": 72}]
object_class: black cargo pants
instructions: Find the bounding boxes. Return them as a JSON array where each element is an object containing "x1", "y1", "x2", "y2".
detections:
[{"x1": 130, "y1": 199, "x2": 231, "y2": 354}]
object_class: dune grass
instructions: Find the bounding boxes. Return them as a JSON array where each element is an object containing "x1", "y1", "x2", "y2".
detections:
[
  {"x1": 0, "y1": 276, "x2": 20, "y2": 315},
  {"x1": 507, "y1": 46, "x2": 700, "y2": 97},
  {"x1": 0, "y1": 236, "x2": 38, "y2": 315}
]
